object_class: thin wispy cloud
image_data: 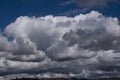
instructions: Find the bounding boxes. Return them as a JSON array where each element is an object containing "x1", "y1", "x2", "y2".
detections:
[
  {"x1": 62, "y1": 0, "x2": 119, "y2": 8},
  {"x1": 61, "y1": 0, "x2": 120, "y2": 16}
]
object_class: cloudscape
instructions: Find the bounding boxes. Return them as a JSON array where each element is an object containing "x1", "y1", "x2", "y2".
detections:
[{"x1": 0, "y1": 0, "x2": 120, "y2": 80}]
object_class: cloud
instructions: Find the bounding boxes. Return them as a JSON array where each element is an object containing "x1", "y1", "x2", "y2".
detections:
[
  {"x1": 62, "y1": 0, "x2": 119, "y2": 8},
  {"x1": 61, "y1": 0, "x2": 119, "y2": 16},
  {"x1": 0, "y1": 35, "x2": 10, "y2": 51},
  {"x1": 47, "y1": 41, "x2": 96, "y2": 61},
  {"x1": 63, "y1": 29, "x2": 120, "y2": 51},
  {"x1": 0, "y1": 11, "x2": 120, "y2": 78},
  {"x1": 77, "y1": 0, "x2": 112, "y2": 8}
]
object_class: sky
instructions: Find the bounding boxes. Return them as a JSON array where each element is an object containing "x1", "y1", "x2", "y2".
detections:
[
  {"x1": 0, "y1": 0, "x2": 120, "y2": 79},
  {"x1": 0, "y1": 0, "x2": 120, "y2": 29}
]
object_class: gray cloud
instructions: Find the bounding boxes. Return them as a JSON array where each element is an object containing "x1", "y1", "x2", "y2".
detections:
[
  {"x1": 62, "y1": 0, "x2": 119, "y2": 8},
  {"x1": 61, "y1": 0, "x2": 119, "y2": 16},
  {"x1": 0, "y1": 11, "x2": 120, "y2": 79},
  {"x1": 77, "y1": 0, "x2": 111, "y2": 8},
  {"x1": 63, "y1": 29, "x2": 120, "y2": 51}
]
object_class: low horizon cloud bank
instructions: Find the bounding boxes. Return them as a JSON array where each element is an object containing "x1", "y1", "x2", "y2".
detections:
[{"x1": 0, "y1": 11, "x2": 120, "y2": 79}]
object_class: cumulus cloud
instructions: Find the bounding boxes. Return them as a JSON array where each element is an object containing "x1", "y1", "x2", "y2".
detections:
[{"x1": 0, "y1": 11, "x2": 120, "y2": 78}]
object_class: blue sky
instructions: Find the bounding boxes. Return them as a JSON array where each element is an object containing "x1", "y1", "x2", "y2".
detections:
[{"x1": 0, "y1": 0, "x2": 120, "y2": 29}]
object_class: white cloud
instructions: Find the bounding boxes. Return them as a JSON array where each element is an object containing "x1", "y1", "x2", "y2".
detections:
[{"x1": 0, "y1": 11, "x2": 120, "y2": 78}]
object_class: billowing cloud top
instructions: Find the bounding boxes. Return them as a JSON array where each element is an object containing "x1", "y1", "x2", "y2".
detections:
[{"x1": 0, "y1": 11, "x2": 120, "y2": 79}]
